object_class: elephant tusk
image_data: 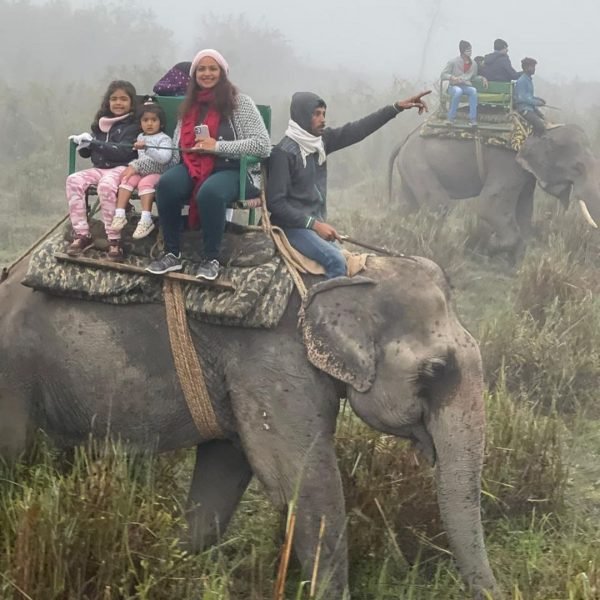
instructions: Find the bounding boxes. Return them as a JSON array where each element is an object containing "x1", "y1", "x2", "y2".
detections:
[{"x1": 578, "y1": 200, "x2": 599, "y2": 229}]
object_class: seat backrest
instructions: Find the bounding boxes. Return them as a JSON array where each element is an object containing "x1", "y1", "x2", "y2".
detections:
[
  {"x1": 256, "y1": 104, "x2": 272, "y2": 134},
  {"x1": 154, "y1": 96, "x2": 184, "y2": 137},
  {"x1": 485, "y1": 81, "x2": 513, "y2": 95},
  {"x1": 154, "y1": 96, "x2": 272, "y2": 137},
  {"x1": 472, "y1": 80, "x2": 513, "y2": 95}
]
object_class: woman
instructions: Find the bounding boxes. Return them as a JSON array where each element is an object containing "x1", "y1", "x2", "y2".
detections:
[{"x1": 145, "y1": 49, "x2": 271, "y2": 280}]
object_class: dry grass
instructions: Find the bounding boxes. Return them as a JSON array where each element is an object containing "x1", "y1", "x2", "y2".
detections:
[{"x1": 1, "y1": 177, "x2": 599, "y2": 598}]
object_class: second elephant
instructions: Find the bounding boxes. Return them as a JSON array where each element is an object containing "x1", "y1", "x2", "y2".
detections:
[{"x1": 389, "y1": 124, "x2": 600, "y2": 258}]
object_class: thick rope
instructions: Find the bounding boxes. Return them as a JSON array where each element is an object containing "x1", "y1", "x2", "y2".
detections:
[
  {"x1": 259, "y1": 167, "x2": 308, "y2": 300},
  {"x1": 163, "y1": 279, "x2": 224, "y2": 439},
  {"x1": 474, "y1": 135, "x2": 486, "y2": 184}
]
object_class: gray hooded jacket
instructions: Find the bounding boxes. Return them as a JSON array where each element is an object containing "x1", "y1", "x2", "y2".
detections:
[{"x1": 267, "y1": 92, "x2": 399, "y2": 229}]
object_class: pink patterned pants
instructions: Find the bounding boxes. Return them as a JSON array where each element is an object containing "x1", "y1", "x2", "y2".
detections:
[{"x1": 66, "y1": 166, "x2": 126, "y2": 240}]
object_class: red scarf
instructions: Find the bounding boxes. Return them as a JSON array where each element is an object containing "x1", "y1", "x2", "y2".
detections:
[{"x1": 181, "y1": 90, "x2": 221, "y2": 228}]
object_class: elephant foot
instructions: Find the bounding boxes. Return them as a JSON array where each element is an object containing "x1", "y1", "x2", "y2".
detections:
[
  {"x1": 487, "y1": 231, "x2": 524, "y2": 263},
  {"x1": 508, "y1": 238, "x2": 527, "y2": 265}
]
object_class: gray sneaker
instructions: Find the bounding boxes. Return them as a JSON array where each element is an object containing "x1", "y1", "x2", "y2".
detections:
[
  {"x1": 145, "y1": 252, "x2": 182, "y2": 275},
  {"x1": 195, "y1": 258, "x2": 220, "y2": 281}
]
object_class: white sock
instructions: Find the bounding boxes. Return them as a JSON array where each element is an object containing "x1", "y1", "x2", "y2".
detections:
[
  {"x1": 141, "y1": 211, "x2": 152, "y2": 223},
  {"x1": 114, "y1": 208, "x2": 126, "y2": 218}
]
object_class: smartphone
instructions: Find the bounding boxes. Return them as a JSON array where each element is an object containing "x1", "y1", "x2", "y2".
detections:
[{"x1": 194, "y1": 124, "x2": 210, "y2": 139}]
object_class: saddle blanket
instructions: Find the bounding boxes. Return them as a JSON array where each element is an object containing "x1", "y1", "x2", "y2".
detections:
[
  {"x1": 421, "y1": 110, "x2": 532, "y2": 151},
  {"x1": 22, "y1": 224, "x2": 295, "y2": 329}
]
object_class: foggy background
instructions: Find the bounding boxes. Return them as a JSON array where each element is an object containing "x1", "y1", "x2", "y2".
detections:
[{"x1": 3, "y1": 0, "x2": 600, "y2": 260}]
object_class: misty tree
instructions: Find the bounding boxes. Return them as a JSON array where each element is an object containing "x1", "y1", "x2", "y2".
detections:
[
  {"x1": 416, "y1": 0, "x2": 444, "y2": 84},
  {"x1": 0, "y1": 0, "x2": 176, "y2": 85},
  {"x1": 187, "y1": 14, "x2": 302, "y2": 99}
]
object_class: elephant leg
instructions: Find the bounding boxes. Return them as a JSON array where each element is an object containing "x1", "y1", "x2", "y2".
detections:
[
  {"x1": 477, "y1": 184, "x2": 522, "y2": 255},
  {"x1": 477, "y1": 158, "x2": 532, "y2": 256},
  {"x1": 185, "y1": 439, "x2": 253, "y2": 551},
  {"x1": 227, "y1": 362, "x2": 348, "y2": 599},
  {"x1": 515, "y1": 175, "x2": 536, "y2": 241}
]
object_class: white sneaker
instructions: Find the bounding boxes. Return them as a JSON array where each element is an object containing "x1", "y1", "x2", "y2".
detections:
[
  {"x1": 132, "y1": 219, "x2": 155, "y2": 239},
  {"x1": 111, "y1": 214, "x2": 127, "y2": 231}
]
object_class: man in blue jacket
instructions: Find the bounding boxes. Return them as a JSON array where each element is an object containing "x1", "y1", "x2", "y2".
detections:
[
  {"x1": 266, "y1": 90, "x2": 430, "y2": 278},
  {"x1": 481, "y1": 39, "x2": 520, "y2": 82},
  {"x1": 514, "y1": 57, "x2": 546, "y2": 135}
]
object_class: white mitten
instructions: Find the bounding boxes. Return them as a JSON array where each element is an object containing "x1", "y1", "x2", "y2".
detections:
[{"x1": 68, "y1": 132, "x2": 93, "y2": 145}]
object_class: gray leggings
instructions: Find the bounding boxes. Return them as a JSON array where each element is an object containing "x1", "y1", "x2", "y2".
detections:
[{"x1": 520, "y1": 109, "x2": 546, "y2": 135}]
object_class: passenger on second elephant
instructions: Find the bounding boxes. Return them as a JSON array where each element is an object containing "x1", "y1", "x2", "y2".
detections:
[
  {"x1": 441, "y1": 40, "x2": 488, "y2": 127},
  {"x1": 515, "y1": 57, "x2": 546, "y2": 135},
  {"x1": 480, "y1": 38, "x2": 520, "y2": 82}
]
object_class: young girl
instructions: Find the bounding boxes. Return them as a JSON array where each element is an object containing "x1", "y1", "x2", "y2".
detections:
[
  {"x1": 111, "y1": 99, "x2": 176, "y2": 240},
  {"x1": 66, "y1": 80, "x2": 140, "y2": 260}
]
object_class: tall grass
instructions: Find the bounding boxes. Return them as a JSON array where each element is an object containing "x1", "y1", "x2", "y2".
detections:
[
  {"x1": 1, "y1": 185, "x2": 599, "y2": 598},
  {"x1": 0, "y1": 381, "x2": 587, "y2": 599}
]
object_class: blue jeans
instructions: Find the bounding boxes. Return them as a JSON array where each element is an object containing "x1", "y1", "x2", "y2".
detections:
[
  {"x1": 284, "y1": 228, "x2": 346, "y2": 279},
  {"x1": 448, "y1": 85, "x2": 477, "y2": 121}
]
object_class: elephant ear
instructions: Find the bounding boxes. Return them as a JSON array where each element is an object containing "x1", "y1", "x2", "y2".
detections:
[
  {"x1": 301, "y1": 276, "x2": 377, "y2": 393},
  {"x1": 516, "y1": 124, "x2": 585, "y2": 190},
  {"x1": 516, "y1": 133, "x2": 559, "y2": 188},
  {"x1": 540, "y1": 181, "x2": 573, "y2": 209}
]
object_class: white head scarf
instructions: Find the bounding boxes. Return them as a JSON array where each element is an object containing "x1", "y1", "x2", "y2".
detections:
[{"x1": 284, "y1": 119, "x2": 327, "y2": 167}]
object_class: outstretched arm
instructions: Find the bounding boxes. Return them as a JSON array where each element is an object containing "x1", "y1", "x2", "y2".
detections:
[{"x1": 324, "y1": 90, "x2": 430, "y2": 154}]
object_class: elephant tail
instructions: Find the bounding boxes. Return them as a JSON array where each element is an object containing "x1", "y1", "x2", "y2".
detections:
[{"x1": 387, "y1": 122, "x2": 422, "y2": 205}]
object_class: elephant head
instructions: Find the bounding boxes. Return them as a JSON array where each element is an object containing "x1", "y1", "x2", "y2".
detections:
[
  {"x1": 516, "y1": 124, "x2": 600, "y2": 229},
  {"x1": 301, "y1": 256, "x2": 499, "y2": 599}
]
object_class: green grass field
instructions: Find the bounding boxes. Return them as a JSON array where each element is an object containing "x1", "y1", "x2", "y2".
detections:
[{"x1": 0, "y1": 182, "x2": 598, "y2": 599}]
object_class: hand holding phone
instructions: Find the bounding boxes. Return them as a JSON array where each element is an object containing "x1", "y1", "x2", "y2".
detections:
[{"x1": 194, "y1": 124, "x2": 210, "y2": 140}]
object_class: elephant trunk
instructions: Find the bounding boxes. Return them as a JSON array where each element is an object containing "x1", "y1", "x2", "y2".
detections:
[{"x1": 426, "y1": 345, "x2": 500, "y2": 599}]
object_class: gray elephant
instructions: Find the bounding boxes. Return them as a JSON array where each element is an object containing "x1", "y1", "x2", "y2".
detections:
[
  {"x1": 0, "y1": 255, "x2": 499, "y2": 599},
  {"x1": 389, "y1": 124, "x2": 600, "y2": 257}
]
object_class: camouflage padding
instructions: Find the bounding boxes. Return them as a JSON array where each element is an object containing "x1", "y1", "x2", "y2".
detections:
[
  {"x1": 22, "y1": 225, "x2": 294, "y2": 329},
  {"x1": 420, "y1": 111, "x2": 533, "y2": 151},
  {"x1": 74, "y1": 217, "x2": 278, "y2": 267}
]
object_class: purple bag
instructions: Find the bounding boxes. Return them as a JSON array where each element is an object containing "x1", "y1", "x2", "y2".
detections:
[{"x1": 153, "y1": 62, "x2": 191, "y2": 96}]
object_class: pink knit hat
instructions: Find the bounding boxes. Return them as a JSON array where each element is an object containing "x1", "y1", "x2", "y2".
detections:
[{"x1": 189, "y1": 49, "x2": 229, "y2": 76}]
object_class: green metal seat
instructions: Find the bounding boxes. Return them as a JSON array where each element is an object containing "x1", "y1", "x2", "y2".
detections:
[
  {"x1": 68, "y1": 95, "x2": 272, "y2": 226},
  {"x1": 154, "y1": 97, "x2": 272, "y2": 224},
  {"x1": 440, "y1": 79, "x2": 514, "y2": 112},
  {"x1": 472, "y1": 80, "x2": 513, "y2": 108}
]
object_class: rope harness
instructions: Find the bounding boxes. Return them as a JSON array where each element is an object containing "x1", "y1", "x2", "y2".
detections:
[
  {"x1": 160, "y1": 164, "x2": 307, "y2": 440},
  {"x1": 474, "y1": 135, "x2": 486, "y2": 184},
  {"x1": 163, "y1": 278, "x2": 225, "y2": 439},
  {"x1": 258, "y1": 170, "x2": 308, "y2": 300}
]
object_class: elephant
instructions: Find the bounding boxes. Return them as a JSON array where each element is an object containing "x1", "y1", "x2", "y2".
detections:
[
  {"x1": 0, "y1": 254, "x2": 499, "y2": 599},
  {"x1": 388, "y1": 124, "x2": 600, "y2": 258}
]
